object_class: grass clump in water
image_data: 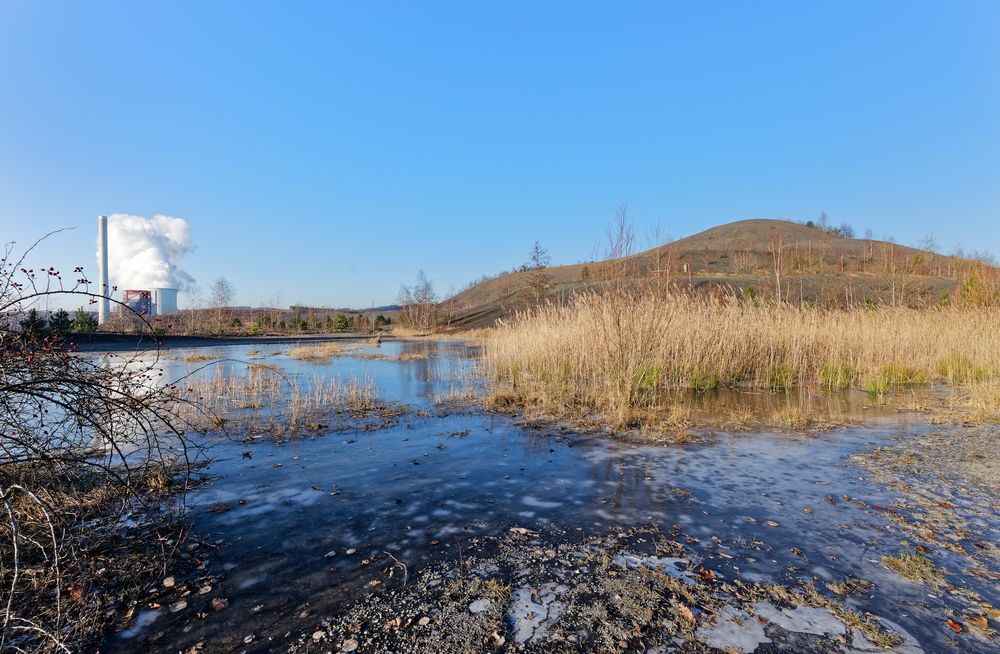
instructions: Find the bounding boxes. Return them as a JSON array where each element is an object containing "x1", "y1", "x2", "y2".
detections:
[
  {"x1": 936, "y1": 353, "x2": 986, "y2": 384},
  {"x1": 690, "y1": 370, "x2": 720, "y2": 393},
  {"x1": 288, "y1": 342, "x2": 344, "y2": 361},
  {"x1": 768, "y1": 365, "x2": 796, "y2": 390},
  {"x1": 828, "y1": 604, "x2": 904, "y2": 649},
  {"x1": 882, "y1": 550, "x2": 943, "y2": 584},
  {"x1": 821, "y1": 362, "x2": 854, "y2": 390}
]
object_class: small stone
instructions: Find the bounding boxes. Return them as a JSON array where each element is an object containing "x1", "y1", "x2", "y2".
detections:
[
  {"x1": 341, "y1": 638, "x2": 358, "y2": 652},
  {"x1": 163, "y1": 576, "x2": 176, "y2": 588},
  {"x1": 345, "y1": 548, "x2": 357, "y2": 555},
  {"x1": 197, "y1": 585, "x2": 212, "y2": 595},
  {"x1": 169, "y1": 600, "x2": 187, "y2": 612},
  {"x1": 312, "y1": 631, "x2": 324, "y2": 641},
  {"x1": 469, "y1": 598, "x2": 491, "y2": 614},
  {"x1": 211, "y1": 597, "x2": 229, "y2": 611},
  {"x1": 243, "y1": 634, "x2": 254, "y2": 644},
  {"x1": 418, "y1": 616, "x2": 430, "y2": 626}
]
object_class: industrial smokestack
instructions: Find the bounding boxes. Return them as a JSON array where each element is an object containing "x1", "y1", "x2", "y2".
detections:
[{"x1": 97, "y1": 216, "x2": 111, "y2": 323}]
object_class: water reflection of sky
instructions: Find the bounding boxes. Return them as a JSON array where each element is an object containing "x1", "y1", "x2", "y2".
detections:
[{"x1": 151, "y1": 339, "x2": 478, "y2": 407}]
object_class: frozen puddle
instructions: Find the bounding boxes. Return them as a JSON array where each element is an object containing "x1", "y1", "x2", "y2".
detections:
[
  {"x1": 753, "y1": 602, "x2": 846, "y2": 636},
  {"x1": 507, "y1": 582, "x2": 568, "y2": 644},
  {"x1": 695, "y1": 602, "x2": 925, "y2": 654}
]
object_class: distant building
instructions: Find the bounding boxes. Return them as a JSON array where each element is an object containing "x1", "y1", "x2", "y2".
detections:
[
  {"x1": 118, "y1": 288, "x2": 179, "y2": 316},
  {"x1": 122, "y1": 290, "x2": 152, "y2": 315}
]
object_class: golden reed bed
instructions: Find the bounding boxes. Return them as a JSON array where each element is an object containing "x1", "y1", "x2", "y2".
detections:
[{"x1": 481, "y1": 292, "x2": 1000, "y2": 428}]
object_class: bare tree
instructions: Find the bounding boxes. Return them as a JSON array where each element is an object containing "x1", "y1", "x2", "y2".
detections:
[
  {"x1": 398, "y1": 271, "x2": 438, "y2": 331},
  {"x1": 605, "y1": 201, "x2": 635, "y2": 280},
  {"x1": 646, "y1": 221, "x2": 674, "y2": 291},
  {"x1": 769, "y1": 233, "x2": 785, "y2": 304},
  {"x1": 732, "y1": 251, "x2": 757, "y2": 274},
  {"x1": 919, "y1": 232, "x2": 938, "y2": 253},
  {"x1": 209, "y1": 276, "x2": 235, "y2": 333},
  {"x1": 862, "y1": 229, "x2": 874, "y2": 272}
]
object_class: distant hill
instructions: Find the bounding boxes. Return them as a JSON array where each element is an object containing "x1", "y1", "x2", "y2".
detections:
[{"x1": 444, "y1": 218, "x2": 993, "y2": 329}]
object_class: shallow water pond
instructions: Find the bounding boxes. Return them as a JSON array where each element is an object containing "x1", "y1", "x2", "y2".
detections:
[{"x1": 113, "y1": 340, "x2": 998, "y2": 653}]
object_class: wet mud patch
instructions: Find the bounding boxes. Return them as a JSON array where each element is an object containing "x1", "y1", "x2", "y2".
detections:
[{"x1": 287, "y1": 526, "x2": 918, "y2": 653}]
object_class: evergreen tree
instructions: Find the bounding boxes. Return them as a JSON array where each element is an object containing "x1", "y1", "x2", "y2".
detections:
[
  {"x1": 19, "y1": 308, "x2": 47, "y2": 335},
  {"x1": 71, "y1": 308, "x2": 98, "y2": 333},
  {"x1": 48, "y1": 308, "x2": 72, "y2": 335}
]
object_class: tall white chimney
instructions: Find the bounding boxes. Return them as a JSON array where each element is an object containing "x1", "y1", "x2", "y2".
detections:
[{"x1": 97, "y1": 215, "x2": 111, "y2": 323}]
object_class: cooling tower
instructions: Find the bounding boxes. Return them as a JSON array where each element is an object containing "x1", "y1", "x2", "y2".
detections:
[{"x1": 152, "y1": 288, "x2": 179, "y2": 316}]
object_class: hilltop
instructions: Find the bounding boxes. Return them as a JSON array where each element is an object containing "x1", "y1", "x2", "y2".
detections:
[{"x1": 444, "y1": 219, "x2": 990, "y2": 329}]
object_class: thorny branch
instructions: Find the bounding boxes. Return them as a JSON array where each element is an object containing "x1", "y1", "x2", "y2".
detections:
[{"x1": 0, "y1": 237, "x2": 203, "y2": 652}]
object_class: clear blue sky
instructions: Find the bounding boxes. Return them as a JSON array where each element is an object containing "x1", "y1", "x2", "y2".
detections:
[{"x1": 2, "y1": 1, "x2": 998, "y2": 308}]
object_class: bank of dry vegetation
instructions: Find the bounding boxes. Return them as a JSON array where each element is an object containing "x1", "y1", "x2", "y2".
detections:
[{"x1": 482, "y1": 291, "x2": 1000, "y2": 428}]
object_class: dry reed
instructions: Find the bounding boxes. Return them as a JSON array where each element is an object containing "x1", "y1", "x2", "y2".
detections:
[
  {"x1": 287, "y1": 342, "x2": 345, "y2": 361},
  {"x1": 956, "y1": 379, "x2": 1000, "y2": 422},
  {"x1": 174, "y1": 365, "x2": 391, "y2": 437},
  {"x1": 481, "y1": 291, "x2": 1000, "y2": 428}
]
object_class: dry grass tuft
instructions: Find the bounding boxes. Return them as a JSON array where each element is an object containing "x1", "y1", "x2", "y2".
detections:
[
  {"x1": 182, "y1": 353, "x2": 217, "y2": 363},
  {"x1": 770, "y1": 404, "x2": 814, "y2": 429},
  {"x1": 288, "y1": 342, "x2": 345, "y2": 361},
  {"x1": 882, "y1": 551, "x2": 944, "y2": 584},
  {"x1": 959, "y1": 379, "x2": 1000, "y2": 422}
]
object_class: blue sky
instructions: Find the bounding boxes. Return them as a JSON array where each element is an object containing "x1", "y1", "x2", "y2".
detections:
[{"x1": 2, "y1": 1, "x2": 998, "y2": 308}]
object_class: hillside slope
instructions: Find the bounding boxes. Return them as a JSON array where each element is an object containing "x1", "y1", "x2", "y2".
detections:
[{"x1": 444, "y1": 219, "x2": 977, "y2": 329}]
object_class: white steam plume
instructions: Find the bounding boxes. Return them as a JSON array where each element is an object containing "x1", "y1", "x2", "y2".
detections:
[{"x1": 101, "y1": 214, "x2": 195, "y2": 290}]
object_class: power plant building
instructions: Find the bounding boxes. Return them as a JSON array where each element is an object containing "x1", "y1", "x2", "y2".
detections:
[{"x1": 97, "y1": 216, "x2": 180, "y2": 322}]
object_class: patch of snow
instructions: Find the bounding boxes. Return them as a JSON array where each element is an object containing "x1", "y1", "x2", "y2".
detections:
[
  {"x1": 506, "y1": 583, "x2": 567, "y2": 644},
  {"x1": 753, "y1": 602, "x2": 846, "y2": 637},
  {"x1": 696, "y1": 605, "x2": 770, "y2": 653}
]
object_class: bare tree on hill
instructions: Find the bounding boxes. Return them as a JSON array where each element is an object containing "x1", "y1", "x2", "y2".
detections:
[
  {"x1": 769, "y1": 233, "x2": 785, "y2": 304},
  {"x1": 646, "y1": 220, "x2": 674, "y2": 291},
  {"x1": 605, "y1": 201, "x2": 635, "y2": 280}
]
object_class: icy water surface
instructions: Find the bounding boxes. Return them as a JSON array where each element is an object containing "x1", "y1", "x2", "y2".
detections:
[{"x1": 113, "y1": 340, "x2": 998, "y2": 653}]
